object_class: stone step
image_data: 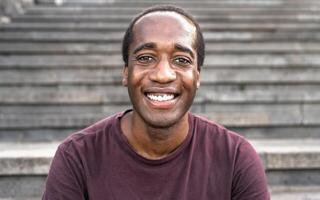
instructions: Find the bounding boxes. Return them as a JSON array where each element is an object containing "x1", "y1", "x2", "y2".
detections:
[
  {"x1": 0, "y1": 55, "x2": 121, "y2": 68},
  {"x1": 250, "y1": 139, "x2": 320, "y2": 170},
  {"x1": 2, "y1": 185, "x2": 320, "y2": 199},
  {"x1": 39, "y1": 0, "x2": 320, "y2": 4},
  {"x1": 0, "y1": 42, "x2": 120, "y2": 54},
  {"x1": 197, "y1": 103, "x2": 319, "y2": 126},
  {"x1": 1, "y1": 54, "x2": 320, "y2": 68},
  {"x1": 12, "y1": 13, "x2": 320, "y2": 23},
  {"x1": 1, "y1": 42, "x2": 320, "y2": 54},
  {"x1": 12, "y1": 14, "x2": 320, "y2": 23},
  {"x1": 3, "y1": 22, "x2": 320, "y2": 32},
  {"x1": 38, "y1": 4, "x2": 320, "y2": 10},
  {"x1": 1, "y1": 84, "x2": 320, "y2": 105},
  {"x1": 271, "y1": 186, "x2": 320, "y2": 200},
  {"x1": 232, "y1": 126, "x2": 320, "y2": 140},
  {"x1": 0, "y1": 1, "x2": 317, "y2": 199},
  {"x1": 0, "y1": 128, "x2": 76, "y2": 143},
  {"x1": 0, "y1": 67, "x2": 320, "y2": 85},
  {"x1": 0, "y1": 139, "x2": 319, "y2": 199},
  {"x1": 2, "y1": 125, "x2": 320, "y2": 143},
  {"x1": 0, "y1": 102, "x2": 314, "y2": 117},
  {"x1": 0, "y1": 103, "x2": 319, "y2": 129},
  {"x1": 1, "y1": 31, "x2": 320, "y2": 42},
  {"x1": 24, "y1": 6, "x2": 320, "y2": 16},
  {"x1": 60, "y1": 0, "x2": 320, "y2": 7}
]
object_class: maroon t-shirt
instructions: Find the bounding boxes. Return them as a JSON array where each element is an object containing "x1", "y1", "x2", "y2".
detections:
[{"x1": 42, "y1": 110, "x2": 270, "y2": 200}]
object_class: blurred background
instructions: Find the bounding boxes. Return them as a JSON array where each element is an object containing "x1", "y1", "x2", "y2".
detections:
[{"x1": 0, "y1": 0, "x2": 320, "y2": 199}]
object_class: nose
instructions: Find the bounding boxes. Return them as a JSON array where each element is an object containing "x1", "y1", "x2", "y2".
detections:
[{"x1": 149, "y1": 57, "x2": 176, "y2": 83}]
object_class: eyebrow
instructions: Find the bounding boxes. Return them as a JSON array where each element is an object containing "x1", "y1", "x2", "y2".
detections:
[
  {"x1": 174, "y1": 44, "x2": 195, "y2": 59},
  {"x1": 132, "y1": 42, "x2": 195, "y2": 59},
  {"x1": 133, "y1": 43, "x2": 156, "y2": 54}
]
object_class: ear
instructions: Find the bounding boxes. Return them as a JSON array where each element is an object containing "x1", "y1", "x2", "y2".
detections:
[
  {"x1": 196, "y1": 70, "x2": 200, "y2": 89},
  {"x1": 122, "y1": 66, "x2": 128, "y2": 87}
]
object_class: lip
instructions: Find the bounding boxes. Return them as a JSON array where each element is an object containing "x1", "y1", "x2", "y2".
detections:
[
  {"x1": 143, "y1": 87, "x2": 180, "y2": 109},
  {"x1": 143, "y1": 87, "x2": 179, "y2": 95}
]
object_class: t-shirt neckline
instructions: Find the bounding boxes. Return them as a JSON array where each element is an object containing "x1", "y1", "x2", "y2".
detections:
[{"x1": 114, "y1": 109, "x2": 194, "y2": 166}]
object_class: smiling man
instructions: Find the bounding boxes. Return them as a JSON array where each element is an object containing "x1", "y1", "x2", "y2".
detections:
[{"x1": 42, "y1": 5, "x2": 270, "y2": 200}]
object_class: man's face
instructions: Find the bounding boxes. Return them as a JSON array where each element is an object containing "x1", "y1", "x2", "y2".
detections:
[{"x1": 123, "y1": 11, "x2": 200, "y2": 128}]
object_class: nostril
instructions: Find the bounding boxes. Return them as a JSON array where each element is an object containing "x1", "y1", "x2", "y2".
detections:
[{"x1": 149, "y1": 66, "x2": 177, "y2": 83}]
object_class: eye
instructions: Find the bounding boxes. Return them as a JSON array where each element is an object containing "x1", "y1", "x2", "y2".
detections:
[
  {"x1": 173, "y1": 57, "x2": 192, "y2": 66},
  {"x1": 137, "y1": 55, "x2": 155, "y2": 64}
]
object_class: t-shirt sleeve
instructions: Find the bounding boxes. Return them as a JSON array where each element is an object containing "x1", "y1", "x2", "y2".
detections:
[
  {"x1": 231, "y1": 140, "x2": 270, "y2": 200},
  {"x1": 42, "y1": 144, "x2": 87, "y2": 200}
]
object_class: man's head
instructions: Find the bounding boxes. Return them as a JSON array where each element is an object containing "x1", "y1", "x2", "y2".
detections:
[
  {"x1": 122, "y1": 5, "x2": 204, "y2": 128},
  {"x1": 122, "y1": 5, "x2": 205, "y2": 71}
]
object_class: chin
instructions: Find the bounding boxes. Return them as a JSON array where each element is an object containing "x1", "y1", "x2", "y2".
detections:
[{"x1": 140, "y1": 109, "x2": 188, "y2": 129}]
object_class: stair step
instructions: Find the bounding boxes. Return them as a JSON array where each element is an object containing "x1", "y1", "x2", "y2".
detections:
[
  {"x1": 0, "y1": 129, "x2": 75, "y2": 143},
  {"x1": 44, "y1": 0, "x2": 320, "y2": 4},
  {"x1": 5, "y1": 190, "x2": 320, "y2": 200},
  {"x1": 12, "y1": 13, "x2": 320, "y2": 23},
  {"x1": 0, "y1": 142, "x2": 57, "y2": 175},
  {"x1": 1, "y1": 103, "x2": 319, "y2": 128},
  {"x1": 0, "y1": 67, "x2": 320, "y2": 85},
  {"x1": 12, "y1": 14, "x2": 320, "y2": 23},
  {"x1": 197, "y1": 103, "x2": 315, "y2": 126},
  {"x1": 1, "y1": 54, "x2": 320, "y2": 68},
  {"x1": 59, "y1": 0, "x2": 320, "y2": 7},
  {"x1": 2, "y1": 126, "x2": 320, "y2": 143},
  {"x1": 271, "y1": 186, "x2": 320, "y2": 200},
  {"x1": 232, "y1": 126, "x2": 320, "y2": 139},
  {"x1": 1, "y1": 85, "x2": 320, "y2": 104},
  {"x1": 0, "y1": 42, "x2": 120, "y2": 54},
  {"x1": 1, "y1": 42, "x2": 320, "y2": 54},
  {"x1": 3, "y1": 138, "x2": 317, "y2": 175},
  {"x1": 0, "y1": 0, "x2": 319, "y2": 198},
  {"x1": 3, "y1": 22, "x2": 320, "y2": 31},
  {"x1": 250, "y1": 139, "x2": 320, "y2": 169},
  {"x1": 0, "y1": 55, "x2": 121, "y2": 68},
  {"x1": 1, "y1": 31, "x2": 320, "y2": 42},
  {"x1": 24, "y1": 6, "x2": 320, "y2": 16},
  {"x1": 0, "y1": 139, "x2": 319, "y2": 198},
  {"x1": 2, "y1": 125, "x2": 320, "y2": 143}
]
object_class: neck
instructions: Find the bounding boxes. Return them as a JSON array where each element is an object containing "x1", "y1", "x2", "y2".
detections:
[{"x1": 120, "y1": 111, "x2": 189, "y2": 160}]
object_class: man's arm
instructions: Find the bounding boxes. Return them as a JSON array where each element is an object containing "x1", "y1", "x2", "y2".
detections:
[
  {"x1": 231, "y1": 140, "x2": 270, "y2": 200},
  {"x1": 42, "y1": 144, "x2": 87, "y2": 200}
]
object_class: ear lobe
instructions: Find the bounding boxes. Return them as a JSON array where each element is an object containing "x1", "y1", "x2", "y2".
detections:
[
  {"x1": 122, "y1": 77, "x2": 127, "y2": 86},
  {"x1": 196, "y1": 71, "x2": 200, "y2": 89},
  {"x1": 122, "y1": 66, "x2": 128, "y2": 87}
]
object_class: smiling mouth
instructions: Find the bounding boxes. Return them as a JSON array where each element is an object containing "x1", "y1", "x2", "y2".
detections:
[{"x1": 146, "y1": 93, "x2": 176, "y2": 102}]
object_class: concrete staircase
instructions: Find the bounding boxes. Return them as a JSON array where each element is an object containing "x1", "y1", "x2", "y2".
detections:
[{"x1": 0, "y1": 0, "x2": 320, "y2": 199}]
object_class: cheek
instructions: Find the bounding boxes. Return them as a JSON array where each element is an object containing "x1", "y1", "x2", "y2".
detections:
[
  {"x1": 180, "y1": 69, "x2": 199, "y2": 89},
  {"x1": 127, "y1": 67, "x2": 148, "y2": 87}
]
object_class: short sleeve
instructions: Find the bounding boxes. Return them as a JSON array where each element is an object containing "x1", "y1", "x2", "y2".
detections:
[
  {"x1": 231, "y1": 140, "x2": 270, "y2": 200},
  {"x1": 42, "y1": 144, "x2": 87, "y2": 200}
]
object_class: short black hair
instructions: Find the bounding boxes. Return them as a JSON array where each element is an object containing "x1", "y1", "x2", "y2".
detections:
[{"x1": 122, "y1": 5, "x2": 205, "y2": 71}]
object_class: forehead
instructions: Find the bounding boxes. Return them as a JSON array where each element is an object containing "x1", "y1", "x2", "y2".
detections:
[{"x1": 130, "y1": 11, "x2": 196, "y2": 51}]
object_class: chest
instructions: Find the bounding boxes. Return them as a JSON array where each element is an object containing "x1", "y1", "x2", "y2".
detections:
[{"x1": 85, "y1": 150, "x2": 233, "y2": 200}]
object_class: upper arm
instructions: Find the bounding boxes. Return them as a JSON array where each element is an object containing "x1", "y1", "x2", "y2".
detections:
[
  {"x1": 231, "y1": 141, "x2": 270, "y2": 200},
  {"x1": 42, "y1": 144, "x2": 87, "y2": 200}
]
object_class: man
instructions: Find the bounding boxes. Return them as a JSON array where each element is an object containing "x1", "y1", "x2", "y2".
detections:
[{"x1": 42, "y1": 5, "x2": 270, "y2": 200}]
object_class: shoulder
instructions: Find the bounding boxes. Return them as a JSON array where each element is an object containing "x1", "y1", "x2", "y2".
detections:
[
  {"x1": 190, "y1": 113, "x2": 258, "y2": 161},
  {"x1": 58, "y1": 112, "x2": 123, "y2": 154},
  {"x1": 191, "y1": 113, "x2": 247, "y2": 145}
]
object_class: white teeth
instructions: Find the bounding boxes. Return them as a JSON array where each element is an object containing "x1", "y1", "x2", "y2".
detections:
[{"x1": 147, "y1": 94, "x2": 174, "y2": 102}]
